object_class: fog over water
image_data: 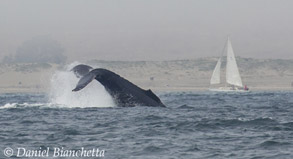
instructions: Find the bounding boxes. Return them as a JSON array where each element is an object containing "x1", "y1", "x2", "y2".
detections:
[{"x1": 1, "y1": 0, "x2": 293, "y2": 61}]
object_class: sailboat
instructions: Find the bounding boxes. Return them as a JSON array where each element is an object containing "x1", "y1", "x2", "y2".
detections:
[{"x1": 209, "y1": 37, "x2": 249, "y2": 92}]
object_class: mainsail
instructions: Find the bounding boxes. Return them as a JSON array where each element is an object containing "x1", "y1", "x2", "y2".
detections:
[
  {"x1": 210, "y1": 57, "x2": 221, "y2": 85},
  {"x1": 225, "y1": 37, "x2": 243, "y2": 87}
]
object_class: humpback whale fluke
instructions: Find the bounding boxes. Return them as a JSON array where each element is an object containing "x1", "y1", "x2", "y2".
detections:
[
  {"x1": 71, "y1": 64, "x2": 93, "y2": 78},
  {"x1": 71, "y1": 64, "x2": 165, "y2": 107}
]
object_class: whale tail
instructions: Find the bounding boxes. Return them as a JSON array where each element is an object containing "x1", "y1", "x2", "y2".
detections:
[
  {"x1": 71, "y1": 64, "x2": 93, "y2": 78},
  {"x1": 72, "y1": 71, "x2": 96, "y2": 91},
  {"x1": 71, "y1": 64, "x2": 96, "y2": 91}
]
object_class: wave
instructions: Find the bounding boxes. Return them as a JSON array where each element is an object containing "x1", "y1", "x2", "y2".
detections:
[
  {"x1": 259, "y1": 140, "x2": 291, "y2": 148},
  {"x1": 0, "y1": 102, "x2": 117, "y2": 109},
  {"x1": 0, "y1": 103, "x2": 45, "y2": 109},
  {"x1": 195, "y1": 117, "x2": 278, "y2": 129}
]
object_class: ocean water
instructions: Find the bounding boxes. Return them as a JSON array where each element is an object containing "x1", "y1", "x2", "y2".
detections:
[
  {"x1": 1, "y1": 91, "x2": 293, "y2": 159},
  {"x1": 1, "y1": 69, "x2": 293, "y2": 159}
]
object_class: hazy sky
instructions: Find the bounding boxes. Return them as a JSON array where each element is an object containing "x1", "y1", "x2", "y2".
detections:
[{"x1": 1, "y1": 0, "x2": 293, "y2": 61}]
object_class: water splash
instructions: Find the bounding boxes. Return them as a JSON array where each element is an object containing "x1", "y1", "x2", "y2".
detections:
[{"x1": 49, "y1": 62, "x2": 116, "y2": 108}]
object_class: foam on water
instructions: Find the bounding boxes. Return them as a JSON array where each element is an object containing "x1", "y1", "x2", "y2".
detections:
[
  {"x1": 0, "y1": 103, "x2": 45, "y2": 109},
  {"x1": 49, "y1": 62, "x2": 116, "y2": 108}
]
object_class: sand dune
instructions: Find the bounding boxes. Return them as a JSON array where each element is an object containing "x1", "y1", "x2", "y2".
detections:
[{"x1": 0, "y1": 57, "x2": 293, "y2": 93}]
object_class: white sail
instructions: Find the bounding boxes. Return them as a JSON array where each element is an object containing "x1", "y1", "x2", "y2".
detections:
[
  {"x1": 210, "y1": 57, "x2": 221, "y2": 85},
  {"x1": 225, "y1": 37, "x2": 243, "y2": 87}
]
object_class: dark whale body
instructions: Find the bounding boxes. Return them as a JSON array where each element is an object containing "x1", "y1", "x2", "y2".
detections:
[{"x1": 71, "y1": 64, "x2": 165, "y2": 107}]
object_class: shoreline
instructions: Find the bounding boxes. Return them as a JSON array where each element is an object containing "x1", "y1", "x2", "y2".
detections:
[{"x1": 1, "y1": 86, "x2": 293, "y2": 94}]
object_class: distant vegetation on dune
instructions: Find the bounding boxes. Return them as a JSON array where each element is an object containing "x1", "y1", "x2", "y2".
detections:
[
  {"x1": 87, "y1": 57, "x2": 293, "y2": 77},
  {"x1": 0, "y1": 63, "x2": 52, "y2": 74},
  {"x1": 1, "y1": 57, "x2": 293, "y2": 78}
]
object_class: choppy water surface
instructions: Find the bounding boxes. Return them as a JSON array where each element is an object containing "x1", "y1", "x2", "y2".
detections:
[{"x1": 1, "y1": 91, "x2": 293, "y2": 159}]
